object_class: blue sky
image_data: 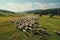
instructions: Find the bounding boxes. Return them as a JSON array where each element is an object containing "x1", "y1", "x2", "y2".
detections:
[{"x1": 0, "y1": 0, "x2": 60, "y2": 12}]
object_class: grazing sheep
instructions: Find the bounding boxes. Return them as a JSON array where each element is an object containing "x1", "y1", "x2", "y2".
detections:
[
  {"x1": 39, "y1": 28, "x2": 46, "y2": 33},
  {"x1": 13, "y1": 17, "x2": 39, "y2": 33},
  {"x1": 25, "y1": 27, "x2": 29, "y2": 30},
  {"x1": 38, "y1": 28, "x2": 51, "y2": 36},
  {"x1": 43, "y1": 32, "x2": 51, "y2": 36},
  {"x1": 29, "y1": 27, "x2": 32, "y2": 30},
  {"x1": 23, "y1": 29, "x2": 26, "y2": 32},
  {"x1": 54, "y1": 30, "x2": 60, "y2": 36},
  {"x1": 40, "y1": 27, "x2": 47, "y2": 30},
  {"x1": 32, "y1": 30, "x2": 40, "y2": 35}
]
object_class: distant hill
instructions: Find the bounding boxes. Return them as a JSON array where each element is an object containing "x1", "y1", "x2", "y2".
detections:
[
  {"x1": 0, "y1": 9, "x2": 16, "y2": 13},
  {"x1": 0, "y1": 9, "x2": 23, "y2": 17},
  {"x1": 0, "y1": 8, "x2": 60, "y2": 16},
  {"x1": 25, "y1": 8, "x2": 60, "y2": 15}
]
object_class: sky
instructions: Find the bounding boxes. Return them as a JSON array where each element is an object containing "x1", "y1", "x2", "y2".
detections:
[{"x1": 0, "y1": 0, "x2": 60, "y2": 12}]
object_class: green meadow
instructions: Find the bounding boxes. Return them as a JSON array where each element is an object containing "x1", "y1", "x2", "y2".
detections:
[{"x1": 0, "y1": 14, "x2": 60, "y2": 40}]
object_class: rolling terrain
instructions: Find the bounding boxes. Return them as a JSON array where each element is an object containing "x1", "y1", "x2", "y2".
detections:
[{"x1": 0, "y1": 14, "x2": 60, "y2": 40}]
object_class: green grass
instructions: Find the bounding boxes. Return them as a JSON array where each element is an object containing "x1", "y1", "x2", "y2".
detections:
[
  {"x1": 38, "y1": 15, "x2": 60, "y2": 40},
  {"x1": 0, "y1": 15, "x2": 60, "y2": 40},
  {"x1": 0, "y1": 16, "x2": 29, "y2": 40},
  {"x1": 0, "y1": 12, "x2": 25, "y2": 17}
]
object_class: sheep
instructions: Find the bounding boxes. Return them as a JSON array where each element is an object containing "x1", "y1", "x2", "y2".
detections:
[
  {"x1": 39, "y1": 28, "x2": 46, "y2": 33},
  {"x1": 32, "y1": 30, "x2": 40, "y2": 35},
  {"x1": 38, "y1": 28, "x2": 51, "y2": 36},
  {"x1": 54, "y1": 30, "x2": 60, "y2": 36},
  {"x1": 25, "y1": 27, "x2": 29, "y2": 30},
  {"x1": 40, "y1": 27, "x2": 47, "y2": 30},
  {"x1": 42, "y1": 32, "x2": 51, "y2": 36},
  {"x1": 13, "y1": 17, "x2": 39, "y2": 33},
  {"x1": 23, "y1": 29, "x2": 26, "y2": 32}
]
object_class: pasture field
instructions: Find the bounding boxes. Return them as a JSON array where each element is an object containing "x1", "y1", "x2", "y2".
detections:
[{"x1": 0, "y1": 14, "x2": 60, "y2": 40}]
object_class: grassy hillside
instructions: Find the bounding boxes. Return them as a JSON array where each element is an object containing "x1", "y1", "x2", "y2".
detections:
[
  {"x1": 0, "y1": 14, "x2": 60, "y2": 40},
  {"x1": 39, "y1": 15, "x2": 60, "y2": 40},
  {"x1": 0, "y1": 12, "x2": 25, "y2": 17},
  {"x1": 26, "y1": 8, "x2": 60, "y2": 15}
]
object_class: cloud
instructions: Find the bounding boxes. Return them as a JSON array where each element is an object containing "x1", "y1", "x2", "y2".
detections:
[
  {"x1": 0, "y1": 2, "x2": 60, "y2": 12},
  {"x1": 33, "y1": 2, "x2": 60, "y2": 9},
  {"x1": 5, "y1": 3, "x2": 33, "y2": 12}
]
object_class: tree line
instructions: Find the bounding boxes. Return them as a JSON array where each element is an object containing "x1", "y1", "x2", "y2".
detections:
[{"x1": 27, "y1": 8, "x2": 60, "y2": 18}]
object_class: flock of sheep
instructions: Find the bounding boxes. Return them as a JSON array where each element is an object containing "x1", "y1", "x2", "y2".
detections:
[
  {"x1": 12, "y1": 17, "x2": 39, "y2": 32},
  {"x1": 11, "y1": 17, "x2": 51, "y2": 37},
  {"x1": 11, "y1": 17, "x2": 60, "y2": 37}
]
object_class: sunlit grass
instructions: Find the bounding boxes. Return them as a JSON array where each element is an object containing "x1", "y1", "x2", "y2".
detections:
[{"x1": 39, "y1": 15, "x2": 60, "y2": 40}]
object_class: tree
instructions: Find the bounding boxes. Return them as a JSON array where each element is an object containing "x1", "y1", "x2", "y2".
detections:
[
  {"x1": 50, "y1": 10, "x2": 57, "y2": 18},
  {"x1": 39, "y1": 13, "x2": 42, "y2": 17}
]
